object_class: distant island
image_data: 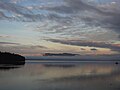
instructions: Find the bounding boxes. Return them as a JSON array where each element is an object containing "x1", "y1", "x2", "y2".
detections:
[
  {"x1": 0, "y1": 52, "x2": 25, "y2": 65},
  {"x1": 43, "y1": 53, "x2": 79, "y2": 56}
]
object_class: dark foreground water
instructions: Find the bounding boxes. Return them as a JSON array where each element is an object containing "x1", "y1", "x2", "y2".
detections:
[{"x1": 0, "y1": 60, "x2": 120, "y2": 90}]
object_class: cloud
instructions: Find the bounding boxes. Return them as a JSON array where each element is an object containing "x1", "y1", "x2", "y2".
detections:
[
  {"x1": 81, "y1": 48, "x2": 86, "y2": 51},
  {"x1": 0, "y1": 0, "x2": 120, "y2": 29},
  {"x1": 43, "y1": 0, "x2": 120, "y2": 33},
  {"x1": 0, "y1": 42, "x2": 20, "y2": 45},
  {"x1": 0, "y1": 0, "x2": 120, "y2": 40},
  {"x1": 65, "y1": 0, "x2": 103, "y2": 13},
  {"x1": 91, "y1": 48, "x2": 97, "y2": 51},
  {"x1": 43, "y1": 0, "x2": 104, "y2": 14},
  {"x1": 0, "y1": 1, "x2": 35, "y2": 21},
  {"x1": 30, "y1": 45, "x2": 47, "y2": 49},
  {"x1": 0, "y1": 11, "x2": 8, "y2": 19},
  {"x1": 31, "y1": 0, "x2": 120, "y2": 37},
  {"x1": 118, "y1": 35, "x2": 120, "y2": 39},
  {"x1": 0, "y1": 44, "x2": 48, "y2": 55},
  {"x1": 0, "y1": 35, "x2": 11, "y2": 38},
  {"x1": 46, "y1": 39, "x2": 120, "y2": 52},
  {"x1": 0, "y1": 0, "x2": 71, "y2": 22},
  {"x1": 0, "y1": 0, "x2": 119, "y2": 55}
]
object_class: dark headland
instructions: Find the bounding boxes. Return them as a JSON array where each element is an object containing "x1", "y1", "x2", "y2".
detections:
[{"x1": 0, "y1": 52, "x2": 25, "y2": 65}]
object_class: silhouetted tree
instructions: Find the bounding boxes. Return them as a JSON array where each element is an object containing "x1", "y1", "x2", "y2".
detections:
[{"x1": 0, "y1": 51, "x2": 25, "y2": 65}]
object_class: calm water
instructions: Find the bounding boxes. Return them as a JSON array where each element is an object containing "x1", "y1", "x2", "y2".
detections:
[{"x1": 0, "y1": 60, "x2": 120, "y2": 90}]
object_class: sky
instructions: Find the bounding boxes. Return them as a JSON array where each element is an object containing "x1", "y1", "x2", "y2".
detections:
[{"x1": 0, "y1": 0, "x2": 120, "y2": 56}]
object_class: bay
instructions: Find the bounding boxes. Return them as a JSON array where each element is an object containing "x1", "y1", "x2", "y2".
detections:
[{"x1": 0, "y1": 60, "x2": 120, "y2": 90}]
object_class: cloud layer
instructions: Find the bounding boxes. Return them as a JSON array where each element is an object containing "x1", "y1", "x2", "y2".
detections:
[
  {"x1": 47, "y1": 39, "x2": 120, "y2": 52},
  {"x1": 0, "y1": 0, "x2": 120, "y2": 33},
  {"x1": 0, "y1": 0, "x2": 120, "y2": 55},
  {"x1": 0, "y1": 41, "x2": 20, "y2": 45}
]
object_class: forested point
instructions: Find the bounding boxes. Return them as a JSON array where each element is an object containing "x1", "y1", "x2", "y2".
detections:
[{"x1": 0, "y1": 52, "x2": 25, "y2": 65}]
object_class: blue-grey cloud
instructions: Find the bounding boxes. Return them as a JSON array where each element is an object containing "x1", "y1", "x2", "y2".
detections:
[
  {"x1": 0, "y1": 42, "x2": 20, "y2": 45},
  {"x1": 33, "y1": 0, "x2": 120, "y2": 35},
  {"x1": 0, "y1": 11, "x2": 8, "y2": 19},
  {"x1": 0, "y1": 0, "x2": 120, "y2": 34},
  {"x1": 46, "y1": 39, "x2": 120, "y2": 52},
  {"x1": 64, "y1": 0, "x2": 120, "y2": 32}
]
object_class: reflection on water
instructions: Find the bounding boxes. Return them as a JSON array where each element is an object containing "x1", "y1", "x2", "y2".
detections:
[
  {"x1": 0, "y1": 60, "x2": 120, "y2": 90},
  {"x1": 0, "y1": 65, "x2": 24, "y2": 70}
]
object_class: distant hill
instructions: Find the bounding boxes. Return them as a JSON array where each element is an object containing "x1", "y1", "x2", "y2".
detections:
[
  {"x1": 43, "y1": 53, "x2": 79, "y2": 56},
  {"x1": 0, "y1": 52, "x2": 25, "y2": 65}
]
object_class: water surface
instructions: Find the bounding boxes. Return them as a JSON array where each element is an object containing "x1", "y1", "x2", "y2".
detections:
[{"x1": 0, "y1": 60, "x2": 120, "y2": 90}]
